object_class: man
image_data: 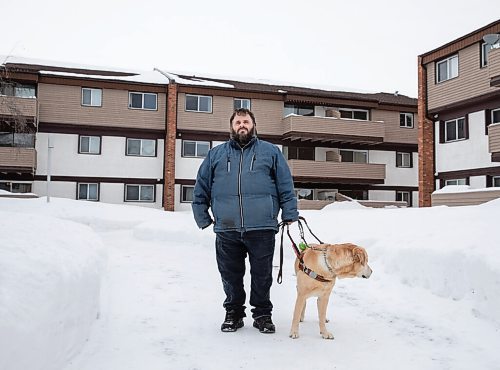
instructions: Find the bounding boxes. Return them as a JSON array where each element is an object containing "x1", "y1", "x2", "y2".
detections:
[{"x1": 192, "y1": 108, "x2": 299, "y2": 334}]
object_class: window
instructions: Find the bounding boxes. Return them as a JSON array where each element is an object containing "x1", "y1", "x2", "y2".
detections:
[
  {"x1": 341, "y1": 190, "x2": 368, "y2": 200},
  {"x1": 0, "y1": 83, "x2": 36, "y2": 98},
  {"x1": 445, "y1": 179, "x2": 467, "y2": 186},
  {"x1": 82, "y1": 88, "x2": 102, "y2": 107},
  {"x1": 396, "y1": 191, "x2": 411, "y2": 206},
  {"x1": 181, "y1": 185, "x2": 194, "y2": 202},
  {"x1": 129, "y1": 92, "x2": 157, "y2": 110},
  {"x1": 79, "y1": 136, "x2": 101, "y2": 154},
  {"x1": 338, "y1": 108, "x2": 369, "y2": 120},
  {"x1": 185, "y1": 94, "x2": 212, "y2": 113},
  {"x1": 396, "y1": 152, "x2": 412, "y2": 168},
  {"x1": 436, "y1": 55, "x2": 458, "y2": 83},
  {"x1": 296, "y1": 188, "x2": 313, "y2": 200},
  {"x1": 126, "y1": 138, "x2": 156, "y2": 156},
  {"x1": 0, "y1": 182, "x2": 32, "y2": 193},
  {"x1": 481, "y1": 42, "x2": 493, "y2": 68},
  {"x1": 493, "y1": 176, "x2": 500, "y2": 187},
  {"x1": 234, "y1": 98, "x2": 251, "y2": 110},
  {"x1": 492, "y1": 108, "x2": 500, "y2": 124},
  {"x1": 182, "y1": 140, "x2": 210, "y2": 158},
  {"x1": 284, "y1": 104, "x2": 314, "y2": 117},
  {"x1": 125, "y1": 184, "x2": 155, "y2": 202},
  {"x1": 445, "y1": 117, "x2": 466, "y2": 142},
  {"x1": 284, "y1": 146, "x2": 315, "y2": 160},
  {"x1": 78, "y1": 183, "x2": 99, "y2": 201},
  {"x1": 400, "y1": 113, "x2": 414, "y2": 128},
  {"x1": 340, "y1": 149, "x2": 368, "y2": 163}
]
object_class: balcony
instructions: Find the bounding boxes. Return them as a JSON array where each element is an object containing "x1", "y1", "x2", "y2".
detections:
[
  {"x1": 488, "y1": 123, "x2": 500, "y2": 161},
  {"x1": 0, "y1": 96, "x2": 38, "y2": 118},
  {"x1": 0, "y1": 147, "x2": 37, "y2": 173},
  {"x1": 489, "y1": 47, "x2": 500, "y2": 87},
  {"x1": 287, "y1": 159, "x2": 386, "y2": 184},
  {"x1": 282, "y1": 115, "x2": 385, "y2": 144}
]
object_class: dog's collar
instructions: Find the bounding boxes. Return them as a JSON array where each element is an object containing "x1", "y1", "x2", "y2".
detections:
[{"x1": 321, "y1": 249, "x2": 335, "y2": 277}]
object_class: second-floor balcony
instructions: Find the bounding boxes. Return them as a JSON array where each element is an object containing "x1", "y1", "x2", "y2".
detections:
[
  {"x1": 488, "y1": 122, "x2": 500, "y2": 161},
  {"x1": 0, "y1": 147, "x2": 37, "y2": 173},
  {"x1": 282, "y1": 115, "x2": 385, "y2": 144},
  {"x1": 287, "y1": 159, "x2": 386, "y2": 184},
  {"x1": 0, "y1": 96, "x2": 38, "y2": 118}
]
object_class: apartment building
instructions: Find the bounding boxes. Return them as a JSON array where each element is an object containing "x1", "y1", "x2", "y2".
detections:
[
  {"x1": 418, "y1": 19, "x2": 500, "y2": 207},
  {"x1": 166, "y1": 73, "x2": 418, "y2": 210},
  {"x1": 0, "y1": 57, "x2": 169, "y2": 208}
]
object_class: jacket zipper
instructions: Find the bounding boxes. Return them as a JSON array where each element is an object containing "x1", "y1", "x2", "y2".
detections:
[
  {"x1": 238, "y1": 148, "x2": 244, "y2": 229},
  {"x1": 250, "y1": 153, "x2": 255, "y2": 171}
]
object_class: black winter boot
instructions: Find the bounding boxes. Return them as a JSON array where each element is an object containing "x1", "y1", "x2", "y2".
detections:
[
  {"x1": 253, "y1": 316, "x2": 275, "y2": 334},
  {"x1": 221, "y1": 311, "x2": 244, "y2": 332}
]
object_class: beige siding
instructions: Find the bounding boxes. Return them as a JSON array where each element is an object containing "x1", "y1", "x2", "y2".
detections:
[
  {"x1": 488, "y1": 47, "x2": 500, "y2": 80},
  {"x1": 427, "y1": 43, "x2": 497, "y2": 110},
  {"x1": 288, "y1": 159, "x2": 385, "y2": 180},
  {"x1": 38, "y1": 83, "x2": 166, "y2": 130},
  {"x1": 488, "y1": 123, "x2": 500, "y2": 153},
  {"x1": 371, "y1": 110, "x2": 418, "y2": 144},
  {"x1": 177, "y1": 93, "x2": 284, "y2": 135},
  {"x1": 432, "y1": 189, "x2": 500, "y2": 206},
  {"x1": 0, "y1": 96, "x2": 37, "y2": 117},
  {"x1": 282, "y1": 115, "x2": 385, "y2": 141},
  {"x1": 0, "y1": 147, "x2": 36, "y2": 169}
]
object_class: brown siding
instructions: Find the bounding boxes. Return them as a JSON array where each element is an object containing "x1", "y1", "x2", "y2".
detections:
[
  {"x1": 371, "y1": 109, "x2": 418, "y2": 144},
  {"x1": 489, "y1": 123, "x2": 500, "y2": 154},
  {"x1": 38, "y1": 83, "x2": 166, "y2": 130},
  {"x1": 177, "y1": 93, "x2": 284, "y2": 136},
  {"x1": 426, "y1": 43, "x2": 497, "y2": 110},
  {"x1": 0, "y1": 147, "x2": 36, "y2": 170},
  {"x1": 287, "y1": 160, "x2": 385, "y2": 181},
  {"x1": 282, "y1": 115, "x2": 385, "y2": 141},
  {"x1": 432, "y1": 189, "x2": 500, "y2": 206},
  {"x1": 488, "y1": 47, "x2": 500, "y2": 81},
  {"x1": 0, "y1": 96, "x2": 37, "y2": 117}
]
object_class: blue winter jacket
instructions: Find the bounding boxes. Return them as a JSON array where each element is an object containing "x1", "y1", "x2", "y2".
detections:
[{"x1": 192, "y1": 137, "x2": 299, "y2": 232}]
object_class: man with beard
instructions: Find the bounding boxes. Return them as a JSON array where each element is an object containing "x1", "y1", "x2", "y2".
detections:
[{"x1": 192, "y1": 108, "x2": 298, "y2": 334}]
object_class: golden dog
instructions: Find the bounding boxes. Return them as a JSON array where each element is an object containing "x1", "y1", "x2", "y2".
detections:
[{"x1": 289, "y1": 243, "x2": 372, "y2": 339}]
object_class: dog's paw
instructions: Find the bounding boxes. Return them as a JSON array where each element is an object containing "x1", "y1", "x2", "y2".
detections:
[
  {"x1": 321, "y1": 331, "x2": 334, "y2": 340},
  {"x1": 289, "y1": 331, "x2": 300, "y2": 339}
]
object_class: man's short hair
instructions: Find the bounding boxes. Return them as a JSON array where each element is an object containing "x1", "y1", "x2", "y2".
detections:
[{"x1": 230, "y1": 108, "x2": 256, "y2": 126}]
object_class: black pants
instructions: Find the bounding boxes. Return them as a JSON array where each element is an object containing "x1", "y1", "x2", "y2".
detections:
[{"x1": 215, "y1": 230, "x2": 276, "y2": 319}]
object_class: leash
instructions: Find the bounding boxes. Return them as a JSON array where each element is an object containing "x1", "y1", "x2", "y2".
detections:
[{"x1": 277, "y1": 216, "x2": 327, "y2": 284}]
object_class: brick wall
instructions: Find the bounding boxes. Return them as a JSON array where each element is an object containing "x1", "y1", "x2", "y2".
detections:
[
  {"x1": 418, "y1": 59, "x2": 434, "y2": 207},
  {"x1": 163, "y1": 83, "x2": 177, "y2": 211}
]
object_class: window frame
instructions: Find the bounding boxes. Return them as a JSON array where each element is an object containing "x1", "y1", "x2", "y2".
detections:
[
  {"x1": 77, "y1": 183, "x2": 99, "y2": 201},
  {"x1": 492, "y1": 108, "x2": 500, "y2": 124},
  {"x1": 444, "y1": 117, "x2": 467, "y2": 142},
  {"x1": 445, "y1": 179, "x2": 467, "y2": 186},
  {"x1": 436, "y1": 54, "x2": 459, "y2": 83},
  {"x1": 181, "y1": 185, "x2": 195, "y2": 203},
  {"x1": 396, "y1": 152, "x2": 412, "y2": 168},
  {"x1": 126, "y1": 138, "x2": 157, "y2": 157},
  {"x1": 399, "y1": 112, "x2": 414, "y2": 128},
  {"x1": 493, "y1": 176, "x2": 500, "y2": 187},
  {"x1": 396, "y1": 191, "x2": 411, "y2": 206},
  {"x1": 481, "y1": 42, "x2": 492, "y2": 68},
  {"x1": 234, "y1": 98, "x2": 251, "y2": 110},
  {"x1": 339, "y1": 149, "x2": 369, "y2": 163},
  {"x1": 81, "y1": 87, "x2": 102, "y2": 107},
  {"x1": 185, "y1": 94, "x2": 213, "y2": 113},
  {"x1": 78, "y1": 135, "x2": 102, "y2": 155},
  {"x1": 128, "y1": 92, "x2": 158, "y2": 111},
  {"x1": 338, "y1": 108, "x2": 369, "y2": 121},
  {"x1": 124, "y1": 184, "x2": 156, "y2": 203},
  {"x1": 181, "y1": 140, "x2": 210, "y2": 158},
  {"x1": 283, "y1": 104, "x2": 315, "y2": 117}
]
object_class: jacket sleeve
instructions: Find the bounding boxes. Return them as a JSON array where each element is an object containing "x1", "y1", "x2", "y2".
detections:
[
  {"x1": 191, "y1": 151, "x2": 214, "y2": 229},
  {"x1": 274, "y1": 148, "x2": 299, "y2": 222}
]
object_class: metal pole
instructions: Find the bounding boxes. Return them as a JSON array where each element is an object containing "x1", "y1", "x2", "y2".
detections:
[{"x1": 47, "y1": 134, "x2": 53, "y2": 203}]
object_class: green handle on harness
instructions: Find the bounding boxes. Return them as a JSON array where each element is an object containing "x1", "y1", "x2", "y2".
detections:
[{"x1": 299, "y1": 242, "x2": 307, "y2": 251}]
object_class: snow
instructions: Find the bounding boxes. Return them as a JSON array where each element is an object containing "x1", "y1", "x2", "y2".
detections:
[
  {"x1": 1, "y1": 197, "x2": 500, "y2": 370},
  {"x1": 433, "y1": 185, "x2": 500, "y2": 194},
  {"x1": 38, "y1": 70, "x2": 168, "y2": 85}
]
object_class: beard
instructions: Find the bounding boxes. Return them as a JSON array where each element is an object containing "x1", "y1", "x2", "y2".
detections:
[{"x1": 230, "y1": 126, "x2": 255, "y2": 145}]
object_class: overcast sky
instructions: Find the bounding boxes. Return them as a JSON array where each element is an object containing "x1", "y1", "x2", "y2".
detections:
[{"x1": 1, "y1": 0, "x2": 498, "y2": 97}]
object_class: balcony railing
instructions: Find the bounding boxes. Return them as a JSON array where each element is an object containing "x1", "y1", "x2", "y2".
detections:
[
  {"x1": 282, "y1": 115, "x2": 385, "y2": 143},
  {"x1": 287, "y1": 159, "x2": 385, "y2": 183},
  {"x1": 488, "y1": 123, "x2": 500, "y2": 161},
  {"x1": 0, "y1": 147, "x2": 37, "y2": 172},
  {"x1": 0, "y1": 96, "x2": 38, "y2": 118}
]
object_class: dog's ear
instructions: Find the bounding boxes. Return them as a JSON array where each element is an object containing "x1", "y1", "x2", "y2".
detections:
[{"x1": 352, "y1": 247, "x2": 367, "y2": 265}]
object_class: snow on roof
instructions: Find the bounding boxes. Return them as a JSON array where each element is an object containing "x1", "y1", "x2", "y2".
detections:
[
  {"x1": 433, "y1": 185, "x2": 500, "y2": 194},
  {"x1": 39, "y1": 70, "x2": 168, "y2": 85}
]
